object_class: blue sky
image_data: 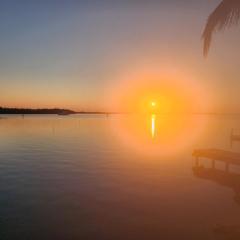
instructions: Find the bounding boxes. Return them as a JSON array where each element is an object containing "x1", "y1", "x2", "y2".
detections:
[{"x1": 1, "y1": 0, "x2": 240, "y2": 112}]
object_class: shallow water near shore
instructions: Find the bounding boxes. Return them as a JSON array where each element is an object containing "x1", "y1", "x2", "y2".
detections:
[{"x1": 0, "y1": 114, "x2": 240, "y2": 239}]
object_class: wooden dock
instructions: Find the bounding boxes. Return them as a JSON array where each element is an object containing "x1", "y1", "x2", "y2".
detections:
[
  {"x1": 193, "y1": 148, "x2": 240, "y2": 205},
  {"x1": 193, "y1": 149, "x2": 240, "y2": 171}
]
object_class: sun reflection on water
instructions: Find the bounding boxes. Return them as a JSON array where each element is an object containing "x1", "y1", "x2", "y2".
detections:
[
  {"x1": 110, "y1": 113, "x2": 208, "y2": 156},
  {"x1": 151, "y1": 114, "x2": 156, "y2": 139}
]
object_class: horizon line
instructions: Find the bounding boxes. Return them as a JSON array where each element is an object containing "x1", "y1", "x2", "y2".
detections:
[{"x1": 1, "y1": 106, "x2": 240, "y2": 116}]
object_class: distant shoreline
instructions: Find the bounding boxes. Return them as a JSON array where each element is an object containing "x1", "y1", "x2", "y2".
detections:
[
  {"x1": 0, "y1": 107, "x2": 114, "y2": 115},
  {"x1": 0, "y1": 107, "x2": 240, "y2": 116},
  {"x1": 0, "y1": 107, "x2": 75, "y2": 115}
]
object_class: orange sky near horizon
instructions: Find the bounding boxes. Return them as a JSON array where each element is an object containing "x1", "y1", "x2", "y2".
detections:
[{"x1": 104, "y1": 68, "x2": 213, "y2": 114}]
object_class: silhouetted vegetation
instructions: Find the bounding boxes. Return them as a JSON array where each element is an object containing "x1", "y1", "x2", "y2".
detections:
[
  {"x1": 0, "y1": 107, "x2": 75, "y2": 115},
  {"x1": 203, "y1": 0, "x2": 240, "y2": 56}
]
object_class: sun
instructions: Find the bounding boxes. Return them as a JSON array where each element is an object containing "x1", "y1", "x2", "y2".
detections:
[{"x1": 151, "y1": 101, "x2": 156, "y2": 107}]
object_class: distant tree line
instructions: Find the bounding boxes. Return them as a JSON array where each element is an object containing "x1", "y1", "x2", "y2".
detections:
[{"x1": 0, "y1": 107, "x2": 75, "y2": 114}]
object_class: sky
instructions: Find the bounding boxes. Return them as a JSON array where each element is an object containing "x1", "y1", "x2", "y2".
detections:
[{"x1": 1, "y1": 0, "x2": 240, "y2": 113}]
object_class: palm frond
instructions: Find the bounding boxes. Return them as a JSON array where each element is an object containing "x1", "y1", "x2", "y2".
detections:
[{"x1": 202, "y1": 0, "x2": 240, "y2": 57}]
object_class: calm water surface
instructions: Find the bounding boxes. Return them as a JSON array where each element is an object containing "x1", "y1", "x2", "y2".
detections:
[{"x1": 0, "y1": 114, "x2": 240, "y2": 239}]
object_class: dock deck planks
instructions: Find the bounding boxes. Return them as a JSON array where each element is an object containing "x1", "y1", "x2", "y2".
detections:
[{"x1": 193, "y1": 149, "x2": 240, "y2": 166}]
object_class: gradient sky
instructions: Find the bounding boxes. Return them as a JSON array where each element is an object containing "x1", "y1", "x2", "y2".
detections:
[{"x1": 1, "y1": 0, "x2": 240, "y2": 112}]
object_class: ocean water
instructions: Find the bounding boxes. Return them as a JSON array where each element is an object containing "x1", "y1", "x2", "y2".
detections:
[{"x1": 0, "y1": 114, "x2": 240, "y2": 240}]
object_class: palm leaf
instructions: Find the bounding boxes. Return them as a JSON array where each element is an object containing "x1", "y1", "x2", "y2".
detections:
[{"x1": 202, "y1": 0, "x2": 240, "y2": 57}]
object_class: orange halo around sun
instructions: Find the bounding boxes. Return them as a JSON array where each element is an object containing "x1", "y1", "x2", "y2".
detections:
[
  {"x1": 106, "y1": 71, "x2": 211, "y2": 156},
  {"x1": 106, "y1": 71, "x2": 209, "y2": 114}
]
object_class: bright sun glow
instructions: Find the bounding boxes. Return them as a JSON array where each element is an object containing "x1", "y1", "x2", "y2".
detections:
[
  {"x1": 107, "y1": 70, "x2": 211, "y2": 155},
  {"x1": 151, "y1": 101, "x2": 156, "y2": 107},
  {"x1": 106, "y1": 70, "x2": 211, "y2": 114}
]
